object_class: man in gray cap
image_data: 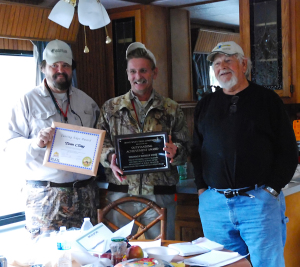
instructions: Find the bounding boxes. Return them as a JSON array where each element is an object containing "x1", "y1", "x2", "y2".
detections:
[
  {"x1": 97, "y1": 42, "x2": 190, "y2": 240},
  {"x1": 5, "y1": 39, "x2": 100, "y2": 237},
  {"x1": 191, "y1": 41, "x2": 298, "y2": 266}
]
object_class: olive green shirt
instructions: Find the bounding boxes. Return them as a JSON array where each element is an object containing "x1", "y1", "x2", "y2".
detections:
[{"x1": 97, "y1": 89, "x2": 190, "y2": 195}]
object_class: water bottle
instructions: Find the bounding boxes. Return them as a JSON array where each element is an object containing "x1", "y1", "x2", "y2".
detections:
[
  {"x1": 0, "y1": 256, "x2": 7, "y2": 267},
  {"x1": 57, "y1": 226, "x2": 72, "y2": 267},
  {"x1": 177, "y1": 162, "x2": 187, "y2": 180},
  {"x1": 80, "y1": 217, "x2": 93, "y2": 232}
]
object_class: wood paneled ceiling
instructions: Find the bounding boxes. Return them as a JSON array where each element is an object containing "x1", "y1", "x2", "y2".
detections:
[
  {"x1": 2, "y1": 0, "x2": 240, "y2": 31},
  {"x1": 0, "y1": 2, "x2": 79, "y2": 42}
]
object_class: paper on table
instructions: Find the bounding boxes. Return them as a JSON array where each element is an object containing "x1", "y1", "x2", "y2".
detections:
[
  {"x1": 129, "y1": 239, "x2": 161, "y2": 249},
  {"x1": 192, "y1": 237, "x2": 224, "y2": 251},
  {"x1": 184, "y1": 250, "x2": 247, "y2": 267},
  {"x1": 112, "y1": 220, "x2": 135, "y2": 239},
  {"x1": 76, "y1": 220, "x2": 134, "y2": 254},
  {"x1": 168, "y1": 242, "x2": 210, "y2": 256}
]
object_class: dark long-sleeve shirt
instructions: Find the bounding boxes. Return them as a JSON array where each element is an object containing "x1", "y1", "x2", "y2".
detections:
[{"x1": 191, "y1": 82, "x2": 298, "y2": 193}]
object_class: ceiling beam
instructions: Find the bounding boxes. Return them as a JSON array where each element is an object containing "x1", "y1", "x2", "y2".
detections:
[{"x1": 170, "y1": 0, "x2": 227, "y2": 9}]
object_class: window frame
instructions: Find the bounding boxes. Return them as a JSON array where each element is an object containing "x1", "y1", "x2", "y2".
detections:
[{"x1": 0, "y1": 49, "x2": 34, "y2": 226}]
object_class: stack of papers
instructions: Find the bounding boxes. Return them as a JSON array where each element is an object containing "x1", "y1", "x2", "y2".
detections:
[
  {"x1": 184, "y1": 250, "x2": 247, "y2": 267},
  {"x1": 168, "y1": 237, "x2": 223, "y2": 256}
]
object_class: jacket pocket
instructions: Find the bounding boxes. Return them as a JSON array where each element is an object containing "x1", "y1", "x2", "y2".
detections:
[
  {"x1": 31, "y1": 110, "x2": 56, "y2": 135},
  {"x1": 32, "y1": 110, "x2": 56, "y2": 120}
]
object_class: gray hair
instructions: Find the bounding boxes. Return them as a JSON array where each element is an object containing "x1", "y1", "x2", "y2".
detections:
[
  {"x1": 126, "y1": 48, "x2": 156, "y2": 70},
  {"x1": 235, "y1": 53, "x2": 252, "y2": 79}
]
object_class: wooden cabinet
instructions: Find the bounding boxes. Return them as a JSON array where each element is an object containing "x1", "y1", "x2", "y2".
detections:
[
  {"x1": 175, "y1": 193, "x2": 204, "y2": 241},
  {"x1": 240, "y1": 0, "x2": 292, "y2": 99},
  {"x1": 284, "y1": 191, "x2": 300, "y2": 267},
  {"x1": 239, "y1": 0, "x2": 300, "y2": 104}
]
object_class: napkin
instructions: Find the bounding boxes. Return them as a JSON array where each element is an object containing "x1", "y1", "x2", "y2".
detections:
[
  {"x1": 168, "y1": 237, "x2": 223, "y2": 256},
  {"x1": 184, "y1": 250, "x2": 247, "y2": 267},
  {"x1": 168, "y1": 243, "x2": 210, "y2": 256},
  {"x1": 192, "y1": 237, "x2": 224, "y2": 251}
]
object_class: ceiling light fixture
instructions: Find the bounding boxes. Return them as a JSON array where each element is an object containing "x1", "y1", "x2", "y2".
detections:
[
  {"x1": 49, "y1": 0, "x2": 111, "y2": 30},
  {"x1": 105, "y1": 26, "x2": 111, "y2": 44},
  {"x1": 83, "y1": 26, "x2": 90, "y2": 53}
]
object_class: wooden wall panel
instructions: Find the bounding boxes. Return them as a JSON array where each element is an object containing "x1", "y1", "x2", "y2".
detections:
[
  {"x1": 71, "y1": 25, "x2": 108, "y2": 108},
  {"x1": 194, "y1": 29, "x2": 240, "y2": 54},
  {"x1": 143, "y1": 5, "x2": 170, "y2": 98},
  {"x1": 0, "y1": 38, "x2": 33, "y2": 50},
  {"x1": 0, "y1": 3, "x2": 79, "y2": 43},
  {"x1": 284, "y1": 191, "x2": 300, "y2": 267},
  {"x1": 171, "y1": 9, "x2": 192, "y2": 102}
]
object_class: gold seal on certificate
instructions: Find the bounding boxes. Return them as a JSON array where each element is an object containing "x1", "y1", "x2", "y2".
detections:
[
  {"x1": 43, "y1": 122, "x2": 106, "y2": 176},
  {"x1": 115, "y1": 132, "x2": 170, "y2": 175}
]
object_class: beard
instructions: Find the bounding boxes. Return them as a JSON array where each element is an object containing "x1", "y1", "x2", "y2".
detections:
[
  {"x1": 52, "y1": 73, "x2": 72, "y2": 91},
  {"x1": 217, "y1": 71, "x2": 238, "y2": 90}
]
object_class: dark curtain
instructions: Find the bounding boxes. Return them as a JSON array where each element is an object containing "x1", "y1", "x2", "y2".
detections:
[
  {"x1": 32, "y1": 41, "x2": 77, "y2": 87},
  {"x1": 192, "y1": 53, "x2": 211, "y2": 100}
]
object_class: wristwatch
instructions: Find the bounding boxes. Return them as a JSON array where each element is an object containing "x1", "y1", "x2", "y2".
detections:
[{"x1": 265, "y1": 186, "x2": 279, "y2": 197}]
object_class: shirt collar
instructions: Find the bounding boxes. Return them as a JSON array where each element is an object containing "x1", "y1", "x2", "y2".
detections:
[{"x1": 129, "y1": 89, "x2": 155, "y2": 105}]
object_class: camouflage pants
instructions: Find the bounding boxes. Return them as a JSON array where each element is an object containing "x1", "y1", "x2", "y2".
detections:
[{"x1": 24, "y1": 180, "x2": 99, "y2": 238}]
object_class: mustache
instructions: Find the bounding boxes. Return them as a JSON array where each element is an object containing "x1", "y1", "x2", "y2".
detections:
[
  {"x1": 218, "y1": 69, "x2": 233, "y2": 77},
  {"x1": 134, "y1": 78, "x2": 147, "y2": 84},
  {"x1": 53, "y1": 73, "x2": 68, "y2": 80}
]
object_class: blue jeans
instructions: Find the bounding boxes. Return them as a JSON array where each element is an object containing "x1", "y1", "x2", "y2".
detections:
[{"x1": 198, "y1": 186, "x2": 288, "y2": 267}]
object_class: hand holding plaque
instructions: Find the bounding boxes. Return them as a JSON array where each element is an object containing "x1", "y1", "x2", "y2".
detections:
[{"x1": 115, "y1": 132, "x2": 171, "y2": 175}]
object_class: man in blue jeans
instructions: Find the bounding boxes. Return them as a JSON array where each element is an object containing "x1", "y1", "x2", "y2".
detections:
[{"x1": 191, "y1": 41, "x2": 298, "y2": 267}]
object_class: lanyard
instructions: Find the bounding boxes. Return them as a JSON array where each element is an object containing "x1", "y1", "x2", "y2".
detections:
[{"x1": 44, "y1": 79, "x2": 70, "y2": 123}]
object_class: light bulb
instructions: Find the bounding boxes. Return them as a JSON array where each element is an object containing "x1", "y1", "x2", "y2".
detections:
[
  {"x1": 106, "y1": 35, "x2": 112, "y2": 44},
  {"x1": 84, "y1": 46, "x2": 90, "y2": 53}
]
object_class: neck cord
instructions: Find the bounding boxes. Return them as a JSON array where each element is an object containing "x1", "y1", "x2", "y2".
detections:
[
  {"x1": 67, "y1": 90, "x2": 83, "y2": 126},
  {"x1": 131, "y1": 99, "x2": 142, "y2": 131},
  {"x1": 44, "y1": 79, "x2": 69, "y2": 123}
]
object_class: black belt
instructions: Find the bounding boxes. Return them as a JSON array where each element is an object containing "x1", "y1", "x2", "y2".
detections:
[
  {"x1": 108, "y1": 183, "x2": 177, "y2": 195},
  {"x1": 215, "y1": 184, "x2": 261, "y2": 198},
  {"x1": 26, "y1": 177, "x2": 94, "y2": 188}
]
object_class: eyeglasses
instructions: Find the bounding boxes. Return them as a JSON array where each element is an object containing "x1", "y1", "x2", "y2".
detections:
[{"x1": 230, "y1": 95, "x2": 239, "y2": 114}]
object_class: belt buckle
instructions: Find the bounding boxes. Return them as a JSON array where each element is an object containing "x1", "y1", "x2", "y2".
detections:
[{"x1": 224, "y1": 190, "x2": 234, "y2": 198}]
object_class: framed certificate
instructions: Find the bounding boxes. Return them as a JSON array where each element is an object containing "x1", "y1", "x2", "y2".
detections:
[
  {"x1": 43, "y1": 122, "x2": 106, "y2": 176},
  {"x1": 115, "y1": 132, "x2": 170, "y2": 175}
]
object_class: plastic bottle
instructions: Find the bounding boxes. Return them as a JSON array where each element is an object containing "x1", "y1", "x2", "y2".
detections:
[
  {"x1": 0, "y1": 255, "x2": 7, "y2": 267},
  {"x1": 57, "y1": 226, "x2": 72, "y2": 267},
  {"x1": 80, "y1": 217, "x2": 93, "y2": 232}
]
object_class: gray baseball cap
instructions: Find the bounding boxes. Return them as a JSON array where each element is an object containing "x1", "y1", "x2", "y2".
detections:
[
  {"x1": 207, "y1": 41, "x2": 244, "y2": 62},
  {"x1": 43, "y1": 39, "x2": 73, "y2": 65}
]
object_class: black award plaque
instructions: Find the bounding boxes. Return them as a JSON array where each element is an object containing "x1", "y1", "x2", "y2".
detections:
[{"x1": 115, "y1": 132, "x2": 170, "y2": 175}]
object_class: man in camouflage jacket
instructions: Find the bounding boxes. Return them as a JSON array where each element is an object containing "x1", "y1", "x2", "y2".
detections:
[{"x1": 97, "y1": 42, "x2": 190, "y2": 239}]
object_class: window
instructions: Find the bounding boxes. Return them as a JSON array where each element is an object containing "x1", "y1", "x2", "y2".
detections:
[
  {"x1": 0, "y1": 51, "x2": 35, "y2": 224},
  {"x1": 192, "y1": 53, "x2": 221, "y2": 100},
  {"x1": 209, "y1": 66, "x2": 220, "y2": 91}
]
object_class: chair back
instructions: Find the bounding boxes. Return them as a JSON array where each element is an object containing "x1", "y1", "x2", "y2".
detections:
[{"x1": 97, "y1": 196, "x2": 166, "y2": 240}]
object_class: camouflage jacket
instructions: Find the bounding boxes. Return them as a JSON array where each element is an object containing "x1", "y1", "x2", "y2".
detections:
[{"x1": 97, "y1": 90, "x2": 190, "y2": 195}]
